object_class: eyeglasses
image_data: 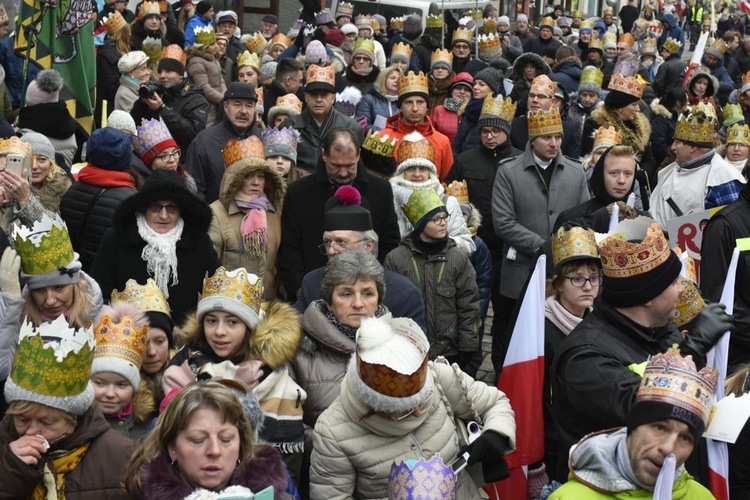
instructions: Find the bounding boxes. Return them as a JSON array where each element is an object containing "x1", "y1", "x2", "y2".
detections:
[
  {"x1": 318, "y1": 238, "x2": 367, "y2": 254},
  {"x1": 564, "y1": 275, "x2": 602, "y2": 287},
  {"x1": 430, "y1": 213, "x2": 451, "y2": 225},
  {"x1": 147, "y1": 202, "x2": 180, "y2": 215},
  {"x1": 353, "y1": 56, "x2": 371, "y2": 62},
  {"x1": 480, "y1": 128, "x2": 503, "y2": 137},
  {"x1": 155, "y1": 149, "x2": 181, "y2": 162}
]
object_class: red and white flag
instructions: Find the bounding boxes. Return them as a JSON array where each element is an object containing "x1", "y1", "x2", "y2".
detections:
[
  {"x1": 741, "y1": 0, "x2": 750, "y2": 14},
  {"x1": 491, "y1": 256, "x2": 547, "y2": 499}
]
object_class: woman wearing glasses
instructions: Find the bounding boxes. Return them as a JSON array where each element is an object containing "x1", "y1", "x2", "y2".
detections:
[{"x1": 91, "y1": 168, "x2": 219, "y2": 326}]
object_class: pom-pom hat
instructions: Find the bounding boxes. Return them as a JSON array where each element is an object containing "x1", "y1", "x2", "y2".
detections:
[
  {"x1": 25, "y1": 68, "x2": 63, "y2": 106},
  {"x1": 324, "y1": 185, "x2": 373, "y2": 231}
]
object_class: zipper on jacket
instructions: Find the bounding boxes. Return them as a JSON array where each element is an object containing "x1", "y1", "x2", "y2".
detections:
[{"x1": 410, "y1": 255, "x2": 421, "y2": 284}]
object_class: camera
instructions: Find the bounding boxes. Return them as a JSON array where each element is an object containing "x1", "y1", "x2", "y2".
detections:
[{"x1": 139, "y1": 83, "x2": 164, "y2": 99}]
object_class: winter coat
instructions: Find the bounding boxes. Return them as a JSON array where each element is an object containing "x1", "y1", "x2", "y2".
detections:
[
  {"x1": 341, "y1": 65, "x2": 380, "y2": 95},
  {"x1": 385, "y1": 113, "x2": 454, "y2": 180},
  {"x1": 0, "y1": 36, "x2": 39, "y2": 108},
  {"x1": 447, "y1": 141, "x2": 523, "y2": 260},
  {"x1": 704, "y1": 58, "x2": 736, "y2": 104},
  {"x1": 509, "y1": 113, "x2": 582, "y2": 159},
  {"x1": 650, "y1": 98, "x2": 678, "y2": 167},
  {"x1": 59, "y1": 169, "x2": 137, "y2": 272},
  {"x1": 469, "y1": 233, "x2": 492, "y2": 322},
  {"x1": 130, "y1": 24, "x2": 168, "y2": 52},
  {"x1": 527, "y1": 36, "x2": 562, "y2": 57},
  {"x1": 16, "y1": 102, "x2": 78, "y2": 165},
  {"x1": 491, "y1": 144, "x2": 590, "y2": 299},
  {"x1": 384, "y1": 235, "x2": 480, "y2": 360},
  {"x1": 0, "y1": 405, "x2": 133, "y2": 499},
  {"x1": 183, "y1": 116, "x2": 263, "y2": 203},
  {"x1": 509, "y1": 53, "x2": 552, "y2": 107},
  {"x1": 652, "y1": 54, "x2": 687, "y2": 97},
  {"x1": 209, "y1": 158, "x2": 286, "y2": 300},
  {"x1": 451, "y1": 97, "x2": 482, "y2": 157},
  {"x1": 550, "y1": 57, "x2": 582, "y2": 94},
  {"x1": 277, "y1": 158, "x2": 401, "y2": 298},
  {"x1": 451, "y1": 57, "x2": 488, "y2": 77},
  {"x1": 280, "y1": 108, "x2": 363, "y2": 173},
  {"x1": 114, "y1": 75, "x2": 140, "y2": 113},
  {"x1": 96, "y1": 43, "x2": 123, "y2": 118},
  {"x1": 657, "y1": 14, "x2": 685, "y2": 56},
  {"x1": 310, "y1": 361, "x2": 516, "y2": 499},
  {"x1": 183, "y1": 13, "x2": 212, "y2": 47},
  {"x1": 430, "y1": 99, "x2": 462, "y2": 143},
  {"x1": 262, "y1": 80, "x2": 304, "y2": 125},
  {"x1": 136, "y1": 445, "x2": 297, "y2": 499},
  {"x1": 186, "y1": 46, "x2": 227, "y2": 127},
  {"x1": 428, "y1": 73, "x2": 454, "y2": 111},
  {"x1": 356, "y1": 87, "x2": 399, "y2": 133}
]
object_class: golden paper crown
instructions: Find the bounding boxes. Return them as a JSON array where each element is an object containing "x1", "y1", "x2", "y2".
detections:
[
  {"x1": 663, "y1": 37, "x2": 682, "y2": 54},
  {"x1": 602, "y1": 32, "x2": 617, "y2": 46},
  {"x1": 222, "y1": 136, "x2": 265, "y2": 168},
  {"x1": 244, "y1": 32, "x2": 267, "y2": 54},
  {"x1": 579, "y1": 19, "x2": 594, "y2": 31},
  {"x1": 727, "y1": 123, "x2": 750, "y2": 146},
  {"x1": 401, "y1": 187, "x2": 445, "y2": 228},
  {"x1": 674, "y1": 280, "x2": 707, "y2": 327},
  {"x1": 530, "y1": 74, "x2": 557, "y2": 98},
  {"x1": 608, "y1": 73, "x2": 645, "y2": 98},
  {"x1": 397, "y1": 71, "x2": 429, "y2": 98},
  {"x1": 618, "y1": 32, "x2": 635, "y2": 46},
  {"x1": 478, "y1": 32, "x2": 502, "y2": 53},
  {"x1": 138, "y1": 0, "x2": 160, "y2": 18},
  {"x1": 391, "y1": 42, "x2": 413, "y2": 61},
  {"x1": 390, "y1": 16, "x2": 405, "y2": 31},
  {"x1": 599, "y1": 223, "x2": 671, "y2": 279},
  {"x1": 111, "y1": 278, "x2": 172, "y2": 317},
  {"x1": 430, "y1": 48, "x2": 453, "y2": 67},
  {"x1": 236, "y1": 50, "x2": 261, "y2": 70},
  {"x1": 483, "y1": 17, "x2": 498, "y2": 34},
  {"x1": 452, "y1": 27, "x2": 474, "y2": 45},
  {"x1": 336, "y1": 1, "x2": 353, "y2": 18},
  {"x1": 142, "y1": 36, "x2": 163, "y2": 64},
  {"x1": 193, "y1": 25, "x2": 216, "y2": 46},
  {"x1": 709, "y1": 38, "x2": 728, "y2": 56},
  {"x1": 640, "y1": 37, "x2": 658, "y2": 55},
  {"x1": 202, "y1": 267, "x2": 263, "y2": 316},
  {"x1": 0, "y1": 136, "x2": 33, "y2": 156},
  {"x1": 468, "y1": 8, "x2": 482, "y2": 21},
  {"x1": 270, "y1": 33, "x2": 292, "y2": 49},
  {"x1": 306, "y1": 64, "x2": 336, "y2": 87},
  {"x1": 588, "y1": 37, "x2": 604, "y2": 52},
  {"x1": 12, "y1": 213, "x2": 76, "y2": 276},
  {"x1": 528, "y1": 107, "x2": 563, "y2": 138},
  {"x1": 540, "y1": 16, "x2": 556, "y2": 28},
  {"x1": 602, "y1": 7, "x2": 613, "y2": 15},
  {"x1": 691, "y1": 101, "x2": 717, "y2": 120},
  {"x1": 593, "y1": 125, "x2": 622, "y2": 151},
  {"x1": 551, "y1": 226, "x2": 600, "y2": 269},
  {"x1": 481, "y1": 94, "x2": 517, "y2": 122},
  {"x1": 371, "y1": 17, "x2": 381, "y2": 31},
  {"x1": 573, "y1": 10, "x2": 583, "y2": 18},
  {"x1": 93, "y1": 312, "x2": 149, "y2": 370},
  {"x1": 426, "y1": 13, "x2": 443, "y2": 29},
  {"x1": 635, "y1": 346, "x2": 717, "y2": 426},
  {"x1": 274, "y1": 93, "x2": 303, "y2": 113},
  {"x1": 580, "y1": 65, "x2": 604, "y2": 88},
  {"x1": 442, "y1": 180, "x2": 469, "y2": 205},
  {"x1": 103, "y1": 11, "x2": 127, "y2": 34},
  {"x1": 397, "y1": 139, "x2": 436, "y2": 165},
  {"x1": 362, "y1": 129, "x2": 398, "y2": 157},
  {"x1": 162, "y1": 44, "x2": 186, "y2": 65},
  {"x1": 256, "y1": 86, "x2": 264, "y2": 108},
  {"x1": 355, "y1": 14, "x2": 372, "y2": 27},
  {"x1": 675, "y1": 111, "x2": 715, "y2": 146}
]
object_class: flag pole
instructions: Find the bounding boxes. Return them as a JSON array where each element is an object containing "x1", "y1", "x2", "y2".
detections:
[{"x1": 20, "y1": 0, "x2": 52, "y2": 108}]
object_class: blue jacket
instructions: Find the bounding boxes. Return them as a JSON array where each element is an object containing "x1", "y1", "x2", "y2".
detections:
[
  {"x1": 183, "y1": 14, "x2": 212, "y2": 47},
  {"x1": 658, "y1": 15, "x2": 685, "y2": 56},
  {"x1": 0, "y1": 36, "x2": 39, "y2": 108},
  {"x1": 550, "y1": 59, "x2": 582, "y2": 94},
  {"x1": 356, "y1": 87, "x2": 399, "y2": 133},
  {"x1": 452, "y1": 97, "x2": 482, "y2": 157},
  {"x1": 705, "y1": 59, "x2": 736, "y2": 102}
]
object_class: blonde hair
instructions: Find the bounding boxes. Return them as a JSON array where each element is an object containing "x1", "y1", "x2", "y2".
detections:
[
  {"x1": 7, "y1": 400, "x2": 77, "y2": 429},
  {"x1": 375, "y1": 65, "x2": 402, "y2": 96},
  {"x1": 125, "y1": 381, "x2": 254, "y2": 495},
  {"x1": 23, "y1": 278, "x2": 95, "y2": 328},
  {"x1": 110, "y1": 23, "x2": 132, "y2": 56}
]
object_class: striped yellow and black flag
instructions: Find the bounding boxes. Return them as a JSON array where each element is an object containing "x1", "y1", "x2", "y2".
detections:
[{"x1": 15, "y1": 0, "x2": 96, "y2": 134}]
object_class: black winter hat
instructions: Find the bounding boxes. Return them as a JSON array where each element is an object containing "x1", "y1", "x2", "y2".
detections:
[
  {"x1": 196, "y1": 1, "x2": 212, "y2": 15},
  {"x1": 474, "y1": 67, "x2": 503, "y2": 94},
  {"x1": 157, "y1": 57, "x2": 185, "y2": 75},
  {"x1": 324, "y1": 185, "x2": 373, "y2": 231}
]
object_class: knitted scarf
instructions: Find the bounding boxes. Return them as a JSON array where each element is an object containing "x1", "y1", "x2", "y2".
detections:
[
  {"x1": 544, "y1": 295, "x2": 585, "y2": 336},
  {"x1": 324, "y1": 304, "x2": 387, "y2": 341},
  {"x1": 32, "y1": 443, "x2": 91, "y2": 500},
  {"x1": 78, "y1": 165, "x2": 135, "y2": 189},
  {"x1": 234, "y1": 193, "x2": 269, "y2": 257},
  {"x1": 136, "y1": 213, "x2": 185, "y2": 297}
]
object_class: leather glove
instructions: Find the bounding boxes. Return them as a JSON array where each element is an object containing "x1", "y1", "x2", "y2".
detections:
[
  {"x1": 463, "y1": 431, "x2": 511, "y2": 483},
  {"x1": 680, "y1": 302, "x2": 734, "y2": 360},
  {"x1": 294, "y1": 27, "x2": 305, "y2": 49},
  {"x1": 457, "y1": 350, "x2": 481, "y2": 379},
  {"x1": 0, "y1": 247, "x2": 21, "y2": 299}
]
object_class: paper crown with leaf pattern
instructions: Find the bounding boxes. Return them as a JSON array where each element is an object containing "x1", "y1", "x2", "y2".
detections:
[
  {"x1": 579, "y1": 66, "x2": 604, "y2": 91},
  {"x1": 336, "y1": 1, "x2": 354, "y2": 18},
  {"x1": 12, "y1": 213, "x2": 80, "y2": 285},
  {"x1": 728, "y1": 123, "x2": 750, "y2": 146},
  {"x1": 430, "y1": 48, "x2": 453, "y2": 68},
  {"x1": 243, "y1": 32, "x2": 267, "y2": 54},
  {"x1": 442, "y1": 179, "x2": 469, "y2": 205},
  {"x1": 363, "y1": 129, "x2": 398, "y2": 157},
  {"x1": 236, "y1": 50, "x2": 261, "y2": 70},
  {"x1": 401, "y1": 187, "x2": 446, "y2": 227},
  {"x1": 593, "y1": 126, "x2": 622, "y2": 151},
  {"x1": 92, "y1": 304, "x2": 149, "y2": 387},
  {"x1": 723, "y1": 103, "x2": 745, "y2": 127},
  {"x1": 452, "y1": 27, "x2": 474, "y2": 45},
  {"x1": 675, "y1": 111, "x2": 715, "y2": 147},
  {"x1": 138, "y1": 0, "x2": 160, "y2": 19},
  {"x1": 397, "y1": 71, "x2": 429, "y2": 98},
  {"x1": 527, "y1": 107, "x2": 563, "y2": 138},
  {"x1": 222, "y1": 136, "x2": 265, "y2": 168},
  {"x1": 315, "y1": 9, "x2": 334, "y2": 25},
  {"x1": 390, "y1": 16, "x2": 405, "y2": 31},
  {"x1": 530, "y1": 74, "x2": 557, "y2": 98},
  {"x1": 0, "y1": 136, "x2": 33, "y2": 156},
  {"x1": 269, "y1": 33, "x2": 292, "y2": 49},
  {"x1": 197, "y1": 267, "x2": 263, "y2": 329},
  {"x1": 551, "y1": 226, "x2": 600, "y2": 269},
  {"x1": 640, "y1": 37, "x2": 658, "y2": 56},
  {"x1": 389, "y1": 455, "x2": 456, "y2": 500},
  {"x1": 5, "y1": 316, "x2": 95, "y2": 415},
  {"x1": 193, "y1": 25, "x2": 216, "y2": 46},
  {"x1": 425, "y1": 13, "x2": 443, "y2": 29},
  {"x1": 112, "y1": 278, "x2": 172, "y2": 317},
  {"x1": 162, "y1": 44, "x2": 186, "y2": 66},
  {"x1": 483, "y1": 17, "x2": 497, "y2": 34},
  {"x1": 391, "y1": 42, "x2": 413, "y2": 62},
  {"x1": 142, "y1": 36, "x2": 163, "y2": 64},
  {"x1": 481, "y1": 94, "x2": 517, "y2": 122},
  {"x1": 479, "y1": 32, "x2": 502, "y2": 55},
  {"x1": 133, "y1": 117, "x2": 178, "y2": 166},
  {"x1": 103, "y1": 11, "x2": 127, "y2": 34},
  {"x1": 663, "y1": 37, "x2": 682, "y2": 54},
  {"x1": 354, "y1": 37, "x2": 376, "y2": 57}
]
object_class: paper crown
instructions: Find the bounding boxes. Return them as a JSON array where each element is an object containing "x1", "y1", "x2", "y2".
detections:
[
  {"x1": 588, "y1": 37, "x2": 603, "y2": 52},
  {"x1": 315, "y1": 9, "x2": 334, "y2": 25},
  {"x1": 0, "y1": 136, "x2": 33, "y2": 156},
  {"x1": 336, "y1": 1, "x2": 354, "y2": 18},
  {"x1": 103, "y1": 11, "x2": 127, "y2": 34},
  {"x1": 431, "y1": 48, "x2": 453, "y2": 67},
  {"x1": 12, "y1": 213, "x2": 76, "y2": 276},
  {"x1": 307, "y1": 64, "x2": 336, "y2": 87},
  {"x1": 391, "y1": 42, "x2": 413, "y2": 61},
  {"x1": 593, "y1": 125, "x2": 622, "y2": 151},
  {"x1": 442, "y1": 179, "x2": 469, "y2": 205},
  {"x1": 728, "y1": 123, "x2": 750, "y2": 146},
  {"x1": 355, "y1": 14, "x2": 372, "y2": 28},
  {"x1": 401, "y1": 187, "x2": 445, "y2": 227},
  {"x1": 363, "y1": 129, "x2": 398, "y2": 157},
  {"x1": 222, "y1": 136, "x2": 265, "y2": 168},
  {"x1": 580, "y1": 65, "x2": 604, "y2": 88},
  {"x1": 602, "y1": 32, "x2": 617, "y2": 46},
  {"x1": 691, "y1": 101, "x2": 717, "y2": 120},
  {"x1": 618, "y1": 32, "x2": 635, "y2": 46},
  {"x1": 354, "y1": 37, "x2": 376, "y2": 56},
  {"x1": 201, "y1": 267, "x2": 263, "y2": 317},
  {"x1": 335, "y1": 87, "x2": 363, "y2": 118},
  {"x1": 138, "y1": 0, "x2": 160, "y2": 18},
  {"x1": 111, "y1": 278, "x2": 172, "y2": 317},
  {"x1": 390, "y1": 16, "x2": 405, "y2": 31},
  {"x1": 397, "y1": 139, "x2": 436, "y2": 165},
  {"x1": 635, "y1": 346, "x2": 718, "y2": 427},
  {"x1": 193, "y1": 25, "x2": 216, "y2": 46},
  {"x1": 540, "y1": 16, "x2": 556, "y2": 28},
  {"x1": 424, "y1": 13, "x2": 442, "y2": 29},
  {"x1": 7, "y1": 316, "x2": 95, "y2": 415},
  {"x1": 452, "y1": 27, "x2": 474, "y2": 45},
  {"x1": 708, "y1": 38, "x2": 728, "y2": 56},
  {"x1": 236, "y1": 50, "x2": 261, "y2": 70},
  {"x1": 599, "y1": 223, "x2": 671, "y2": 279},
  {"x1": 579, "y1": 19, "x2": 594, "y2": 31},
  {"x1": 372, "y1": 17, "x2": 382, "y2": 30},
  {"x1": 133, "y1": 117, "x2": 177, "y2": 165},
  {"x1": 530, "y1": 74, "x2": 557, "y2": 98},
  {"x1": 467, "y1": 8, "x2": 483, "y2": 21},
  {"x1": 255, "y1": 86, "x2": 264, "y2": 109},
  {"x1": 675, "y1": 111, "x2": 715, "y2": 147},
  {"x1": 663, "y1": 37, "x2": 682, "y2": 54},
  {"x1": 483, "y1": 17, "x2": 497, "y2": 33},
  {"x1": 640, "y1": 37, "x2": 658, "y2": 55},
  {"x1": 608, "y1": 72, "x2": 645, "y2": 99},
  {"x1": 723, "y1": 103, "x2": 744, "y2": 126},
  {"x1": 274, "y1": 93, "x2": 303, "y2": 113},
  {"x1": 93, "y1": 310, "x2": 149, "y2": 372},
  {"x1": 142, "y1": 36, "x2": 163, "y2": 64},
  {"x1": 551, "y1": 226, "x2": 600, "y2": 269},
  {"x1": 243, "y1": 32, "x2": 267, "y2": 54},
  {"x1": 674, "y1": 280, "x2": 706, "y2": 327},
  {"x1": 397, "y1": 71, "x2": 429, "y2": 98},
  {"x1": 479, "y1": 32, "x2": 502, "y2": 54},
  {"x1": 528, "y1": 107, "x2": 563, "y2": 138},
  {"x1": 389, "y1": 455, "x2": 456, "y2": 500},
  {"x1": 572, "y1": 9, "x2": 583, "y2": 17},
  {"x1": 162, "y1": 44, "x2": 186, "y2": 65},
  {"x1": 262, "y1": 126, "x2": 300, "y2": 151},
  {"x1": 269, "y1": 33, "x2": 292, "y2": 49},
  {"x1": 481, "y1": 94, "x2": 517, "y2": 122},
  {"x1": 602, "y1": 7, "x2": 613, "y2": 15}
]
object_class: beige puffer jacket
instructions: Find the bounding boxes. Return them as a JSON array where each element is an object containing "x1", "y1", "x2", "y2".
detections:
[
  {"x1": 186, "y1": 45, "x2": 227, "y2": 127},
  {"x1": 310, "y1": 361, "x2": 516, "y2": 499}
]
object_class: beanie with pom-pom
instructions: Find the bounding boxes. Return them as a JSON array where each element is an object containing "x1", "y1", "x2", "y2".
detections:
[
  {"x1": 25, "y1": 69, "x2": 64, "y2": 106},
  {"x1": 323, "y1": 185, "x2": 373, "y2": 231}
]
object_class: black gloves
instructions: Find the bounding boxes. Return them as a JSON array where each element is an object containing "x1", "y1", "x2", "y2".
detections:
[
  {"x1": 463, "y1": 431, "x2": 510, "y2": 483},
  {"x1": 681, "y1": 302, "x2": 734, "y2": 362},
  {"x1": 294, "y1": 28, "x2": 305, "y2": 49},
  {"x1": 457, "y1": 350, "x2": 481, "y2": 379}
]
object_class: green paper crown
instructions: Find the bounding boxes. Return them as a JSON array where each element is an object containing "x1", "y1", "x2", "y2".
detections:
[
  {"x1": 354, "y1": 37, "x2": 375, "y2": 55},
  {"x1": 401, "y1": 188, "x2": 445, "y2": 227},
  {"x1": 723, "y1": 103, "x2": 744, "y2": 127},
  {"x1": 13, "y1": 214, "x2": 75, "y2": 275}
]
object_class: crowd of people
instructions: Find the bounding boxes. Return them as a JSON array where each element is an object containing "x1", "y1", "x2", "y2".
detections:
[{"x1": 0, "y1": 0, "x2": 750, "y2": 497}]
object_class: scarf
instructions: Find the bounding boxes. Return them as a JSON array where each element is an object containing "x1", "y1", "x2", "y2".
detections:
[
  {"x1": 544, "y1": 295, "x2": 585, "y2": 335},
  {"x1": 31, "y1": 443, "x2": 91, "y2": 500},
  {"x1": 136, "y1": 213, "x2": 184, "y2": 297},
  {"x1": 324, "y1": 304, "x2": 387, "y2": 341},
  {"x1": 234, "y1": 193, "x2": 269, "y2": 257},
  {"x1": 78, "y1": 165, "x2": 136, "y2": 189},
  {"x1": 352, "y1": 65, "x2": 374, "y2": 76},
  {"x1": 107, "y1": 401, "x2": 133, "y2": 420},
  {"x1": 443, "y1": 97, "x2": 463, "y2": 112},
  {"x1": 616, "y1": 433, "x2": 655, "y2": 491}
]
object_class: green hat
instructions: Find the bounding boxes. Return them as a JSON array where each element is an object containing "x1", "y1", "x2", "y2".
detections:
[
  {"x1": 723, "y1": 103, "x2": 745, "y2": 127},
  {"x1": 401, "y1": 188, "x2": 447, "y2": 234}
]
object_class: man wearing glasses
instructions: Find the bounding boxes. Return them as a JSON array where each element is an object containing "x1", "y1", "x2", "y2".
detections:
[
  {"x1": 261, "y1": 57, "x2": 304, "y2": 124},
  {"x1": 450, "y1": 28, "x2": 487, "y2": 77}
]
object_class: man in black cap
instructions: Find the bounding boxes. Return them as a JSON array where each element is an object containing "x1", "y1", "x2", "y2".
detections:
[
  {"x1": 261, "y1": 14, "x2": 278, "y2": 40},
  {"x1": 183, "y1": 82, "x2": 263, "y2": 202}
]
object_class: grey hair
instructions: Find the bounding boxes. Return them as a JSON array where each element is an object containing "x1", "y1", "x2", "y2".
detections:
[
  {"x1": 360, "y1": 229, "x2": 379, "y2": 256},
  {"x1": 321, "y1": 249, "x2": 385, "y2": 305}
]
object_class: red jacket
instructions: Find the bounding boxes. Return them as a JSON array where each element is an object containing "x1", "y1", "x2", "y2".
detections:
[
  {"x1": 385, "y1": 113, "x2": 454, "y2": 180},
  {"x1": 430, "y1": 105, "x2": 460, "y2": 146}
]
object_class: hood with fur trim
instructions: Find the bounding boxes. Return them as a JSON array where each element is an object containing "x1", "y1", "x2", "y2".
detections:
[
  {"x1": 133, "y1": 378, "x2": 158, "y2": 424},
  {"x1": 591, "y1": 104, "x2": 651, "y2": 154},
  {"x1": 186, "y1": 44, "x2": 220, "y2": 61},
  {"x1": 649, "y1": 98, "x2": 673, "y2": 119},
  {"x1": 219, "y1": 157, "x2": 287, "y2": 211},
  {"x1": 686, "y1": 68, "x2": 718, "y2": 99},
  {"x1": 31, "y1": 164, "x2": 71, "y2": 212},
  {"x1": 463, "y1": 202, "x2": 482, "y2": 231},
  {"x1": 511, "y1": 52, "x2": 551, "y2": 81}
]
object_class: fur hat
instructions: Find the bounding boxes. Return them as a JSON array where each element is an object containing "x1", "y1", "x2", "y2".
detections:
[
  {"x1": 87, "y1": 127, "x2": 133, "y2": 171},
  {"x1": 25, "y1": 69, "x2": 63, "y2": 106},
  {"x1": 20, "y1": 132, "x2": 55, "y2": 160}
]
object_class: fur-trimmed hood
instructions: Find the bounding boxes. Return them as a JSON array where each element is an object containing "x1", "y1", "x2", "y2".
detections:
[
  {"x1": 463, "y1": 202, "x2": 482, "y2": 231},
  {"x1": 31, "y1": 164, "x2": 71, "y2": 212},
  {"x1": 553, "y1": 55, "x2": 582, "y2": 71},
  {"x1": 133, "y1": 378, "x2": 158, "y2": 424},
  {"x1": 686, "y1": 68, "x2": 718, "y2": 98},
  {"x1": 219, "y1": 157, "x2": 287, "y2": 211},
  {"x1": 186, "y1": 44, "x2": 220, "y2": 61},
  {"x1": 591, "y1": 104, "x2": 651, "y2": 154},
  {"x1": 649, "y1": 98, "x2": 673, "y2": 119},
  {"x1": 511, "y1": 52, "x2": 551, "y2": 81}
]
